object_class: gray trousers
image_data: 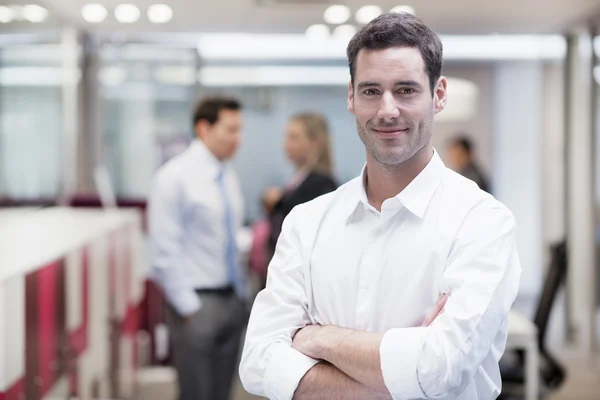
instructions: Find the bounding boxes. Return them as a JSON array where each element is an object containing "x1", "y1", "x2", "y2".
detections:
[{"x1": 166, "y1": 290, "x2": 247, "y2": 400}]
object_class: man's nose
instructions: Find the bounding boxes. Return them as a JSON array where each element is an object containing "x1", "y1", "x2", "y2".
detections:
[{"x1": 377, "y1": 92, "x2": 400, "y2": 121}]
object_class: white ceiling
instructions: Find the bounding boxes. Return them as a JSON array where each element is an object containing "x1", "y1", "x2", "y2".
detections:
[{"x1": 19, "y1": 0, "x2": 600, "y2": 35}]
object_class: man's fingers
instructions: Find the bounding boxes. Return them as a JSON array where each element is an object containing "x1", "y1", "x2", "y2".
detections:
[{"x1": 421, "y1": 293, "x2": 449, "y2": 327}]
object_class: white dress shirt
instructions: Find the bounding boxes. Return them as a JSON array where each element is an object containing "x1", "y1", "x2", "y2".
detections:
[
  {"x1": 148, "y1": 140, "x2": 244, "y2": 316},
  {"x1": 239, "y1": 150, "x2": 521, "y2": 400}
]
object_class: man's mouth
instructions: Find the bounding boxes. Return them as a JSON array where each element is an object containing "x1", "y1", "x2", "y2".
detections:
[{"x1": 371, "y1": 127, "x2": 409, "y2": 138}]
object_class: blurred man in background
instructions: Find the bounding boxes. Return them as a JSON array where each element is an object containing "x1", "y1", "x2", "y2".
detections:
[
  {"x1": 446, "y1": 135, "x2": 491, "y2": 193},
  {"x1": 149, "y1": 97, "x2": 246, "y2": 400}
]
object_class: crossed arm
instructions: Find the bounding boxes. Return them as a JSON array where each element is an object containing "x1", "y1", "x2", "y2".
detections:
[{"x1": 291, "y1": 295, "x2": 448, "y2": 400}]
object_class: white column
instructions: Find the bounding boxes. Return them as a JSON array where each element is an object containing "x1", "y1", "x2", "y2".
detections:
[
  {"x1": 59, "y1": 28, "x2": 82, "y2": 205},
  {"x1": 492, "y1": 61, "x2": 543, "y2": 307},
  {"x1": 565, "y1": 30, "x2": 597, "y2": 354}
]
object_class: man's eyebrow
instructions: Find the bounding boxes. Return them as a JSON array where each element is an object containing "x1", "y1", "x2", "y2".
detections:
[
  {"x1": 394, "y1": 80, "x2": 422, "y2": 87},
  {"x1": 357, "y1": 81, "x2": 380, "y2": 88},
  {"x1": 356, "y1": 80, "x2": 423, "y2": 88}
]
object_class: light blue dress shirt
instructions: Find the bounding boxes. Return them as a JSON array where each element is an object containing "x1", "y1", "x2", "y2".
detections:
[{"x1": 148, "y1": 140, "x2": 245, "y2": 316}]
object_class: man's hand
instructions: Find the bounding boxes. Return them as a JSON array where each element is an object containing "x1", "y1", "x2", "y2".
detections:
[
  {"x1": 421, "y1": 293, "x2": 449, "y2": 327},
  {"x1": 293, "y1": 325, "x2": 350, "y2": 359}
]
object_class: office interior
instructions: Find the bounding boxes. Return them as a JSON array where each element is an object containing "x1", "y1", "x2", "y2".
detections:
[{"x1": 0, "y1": 0, "x2": 599, "y2": 399}]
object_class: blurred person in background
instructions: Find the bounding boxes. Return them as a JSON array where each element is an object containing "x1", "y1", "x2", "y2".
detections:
[
  {"x1": 266, "y1": 112, "x2": 337, "y2": 253},
  {"x1": 148, "y1": 97, "x2": 246, "y2": 400},
  {"x1": 240, "y1": 12, "x2": 520, "y2": 400},
  {"x1": 446, "y1": 135, "x2": 490, "y2": 193},
  {"x1": 260, "y1": 113, "x2": 337, "y2": 288}
]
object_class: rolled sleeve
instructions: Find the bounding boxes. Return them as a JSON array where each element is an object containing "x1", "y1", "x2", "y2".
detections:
[
  {"x1": 264, "y1": 343, "x2": 320, "y2": 400},
  {"x1": 380, "y1": 327, "x2": 427, "y2": 400}
]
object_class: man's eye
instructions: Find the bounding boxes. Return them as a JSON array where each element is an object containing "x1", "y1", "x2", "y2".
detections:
[
  {"x1": 364, "y1": 89, "x2": 378, "y2": 96},
  {"x1": 399, "y1": 88, "x2": 415, "y2": 95}
]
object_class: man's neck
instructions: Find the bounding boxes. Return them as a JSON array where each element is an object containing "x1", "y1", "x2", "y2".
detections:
[{"x1": 365, "y1": 144, "x2": 433, "y2": 211}]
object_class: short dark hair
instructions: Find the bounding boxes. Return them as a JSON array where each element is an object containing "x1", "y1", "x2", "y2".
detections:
[
  {"x1": 450, "y1": 135, "x2": 473, "y2": 154},
  {"x1": 192, "y1": 96, "x2": 241, "y2": 127},
  {"x1": 346, "y1": 12, "x2": 443, "y2": 93}
]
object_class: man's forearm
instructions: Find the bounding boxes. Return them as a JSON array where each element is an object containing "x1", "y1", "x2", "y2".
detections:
[
  {"x1": 293, "y1": 362, "x2": 391, "y2": 400},
  {"x1": 319, "y1": 327, "x2": 389, "y2": 394}
]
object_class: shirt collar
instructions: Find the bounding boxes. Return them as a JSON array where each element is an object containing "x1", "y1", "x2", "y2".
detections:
[
  {"x1": 189, "y1": 139, "x2": 226, "y2": 180},
  {"x1": 346, "y1": 149, "x2": 446, "y2": 222}
]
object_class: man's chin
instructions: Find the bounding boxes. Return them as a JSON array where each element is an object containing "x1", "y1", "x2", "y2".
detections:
[{"x1": 371, "y1": 147, "x2": 414, "y2": 166}]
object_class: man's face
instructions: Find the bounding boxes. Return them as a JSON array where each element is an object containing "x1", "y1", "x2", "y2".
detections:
[
  {"x1": 197, "y1": 109, "x2": 242, "y2": 160},
  {"x1": 348, "y1": 47, "x2": 447, "y2": 166}
]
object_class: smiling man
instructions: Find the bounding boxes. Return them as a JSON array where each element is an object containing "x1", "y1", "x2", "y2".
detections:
[{"x1": 239, "y1": 12, "x2": 521, "y2": 400}]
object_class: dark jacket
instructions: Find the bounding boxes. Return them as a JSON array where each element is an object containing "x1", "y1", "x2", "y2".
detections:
[
  {"x1": 268, "y1": 171, "x2": 337, "y2": 253},
  {"x1": 460, "y1": 162, "x2": 490, "y2": 193}
]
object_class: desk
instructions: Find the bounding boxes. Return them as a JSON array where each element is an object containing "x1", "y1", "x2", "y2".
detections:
[
  {"x1": 0, "y1": 207, "x2": 145, "y2": 400},
  {"x1": 507, "y1": 309, "x2": 539, "y2": 400}
]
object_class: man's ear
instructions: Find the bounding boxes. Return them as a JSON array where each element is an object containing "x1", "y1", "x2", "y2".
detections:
[
  {"x1": 194, "y1": 120, "x2": 209, "y2": 140},
  {"x1": 434, "y1": 76, "x2": 448, "y2": 115},
  {"x1": 347, "y1": 81, "x2": 355, "y2": 115}
]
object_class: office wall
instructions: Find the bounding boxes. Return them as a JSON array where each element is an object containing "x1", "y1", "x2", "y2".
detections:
[{"x1": 0, "y1": 86, "x2": 62, "y2": 199}]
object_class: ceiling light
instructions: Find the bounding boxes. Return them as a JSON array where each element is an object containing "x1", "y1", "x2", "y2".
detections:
[
  {"x1": 323, "y1": 5, "x2": 350, "y2": 25},
  {"x1": 82, "y1": 4, "x2": 108, "y2": 23},
  {"x1": 390, "y1": 5, "x2": 415, "y2": 15},
  {"x1": 355, "y1": 5, "x2": 382, "y2": 25},
  {"x1": 0, "y1": 6, "x2": 15, "y2": 23},
  {"x1": 115, "y1": 4, "x2": 140, "y2": 24},
  {"x1": 23, "y1": 4, "x2": 49, "y2": 23},
  {"x1": 305, "y1": 24, "x2": 330, "y2": 41},
  {"x1": 148, "y1": 4, "x2": 173, "y2": 24},
  {"x1": 333, "y1": 24, "x2": 357, "y2": 41}
]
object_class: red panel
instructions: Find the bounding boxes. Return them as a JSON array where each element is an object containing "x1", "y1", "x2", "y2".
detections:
[
  {"x1": 1, "y1": 378, "x2": 25, "y2": 400},
  {"x1": 36, "y1": 259, "x2": 67, "y2": 398},
  {"x1": 25, "y1": 270, "x2": 39, "y2": 400},
  {"x1": 38, "y1": 262, "x2": 57, "y2": 396},
  {"x1": 82, "y1": 247, "x2": 89, "y2": 349},
  {"x1": 68, "y1": 247, "x2": 89, "y2": 357},
  {"x1": 109, "y1": 231, "x2": 120, "y2": 398},
  {"x1": 124, "y1": 227, "x2": 131, "y2": 313}
]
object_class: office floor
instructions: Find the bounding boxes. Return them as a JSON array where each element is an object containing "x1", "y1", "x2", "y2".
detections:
[
  {"x1": 133, "y1": 352, "x2": 600, "y2": 400},
  {"x1": 132, "y1": 368, "x2": 265, "y2": 400},
  {"x1": 545, "y1": 349, "x2": 600, "y2": 400}
]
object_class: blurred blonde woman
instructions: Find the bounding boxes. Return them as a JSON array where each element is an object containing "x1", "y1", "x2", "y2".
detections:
[{"x1": 264, "y1": 112, "x2": 337, "y2": 269}]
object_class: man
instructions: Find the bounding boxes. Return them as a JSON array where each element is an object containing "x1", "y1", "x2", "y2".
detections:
[
  {"x1": 447, "y1": 135, "x2": 491, "y2": 193},
  {"x1": 239, "y1": 12, "x2": 521, "y2": 400},
  {"x1": 149, "y1": 97, "x2": 247, "y2": 400}
]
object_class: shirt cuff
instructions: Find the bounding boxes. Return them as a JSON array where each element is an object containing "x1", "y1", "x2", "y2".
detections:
[
  {"x1": 264, "y1": 343, "x2": 320, "y2": 400},
  {"x1": 380, "y1": 327, "x2": 428, "y2": 400},
  {"x1": 167, "y1": 287, "x2": 202, "y2": 317}
]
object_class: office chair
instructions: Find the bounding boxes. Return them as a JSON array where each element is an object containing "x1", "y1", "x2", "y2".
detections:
[{"x1": 500, "y1": 241, "x2": 568, "y2": 397}]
